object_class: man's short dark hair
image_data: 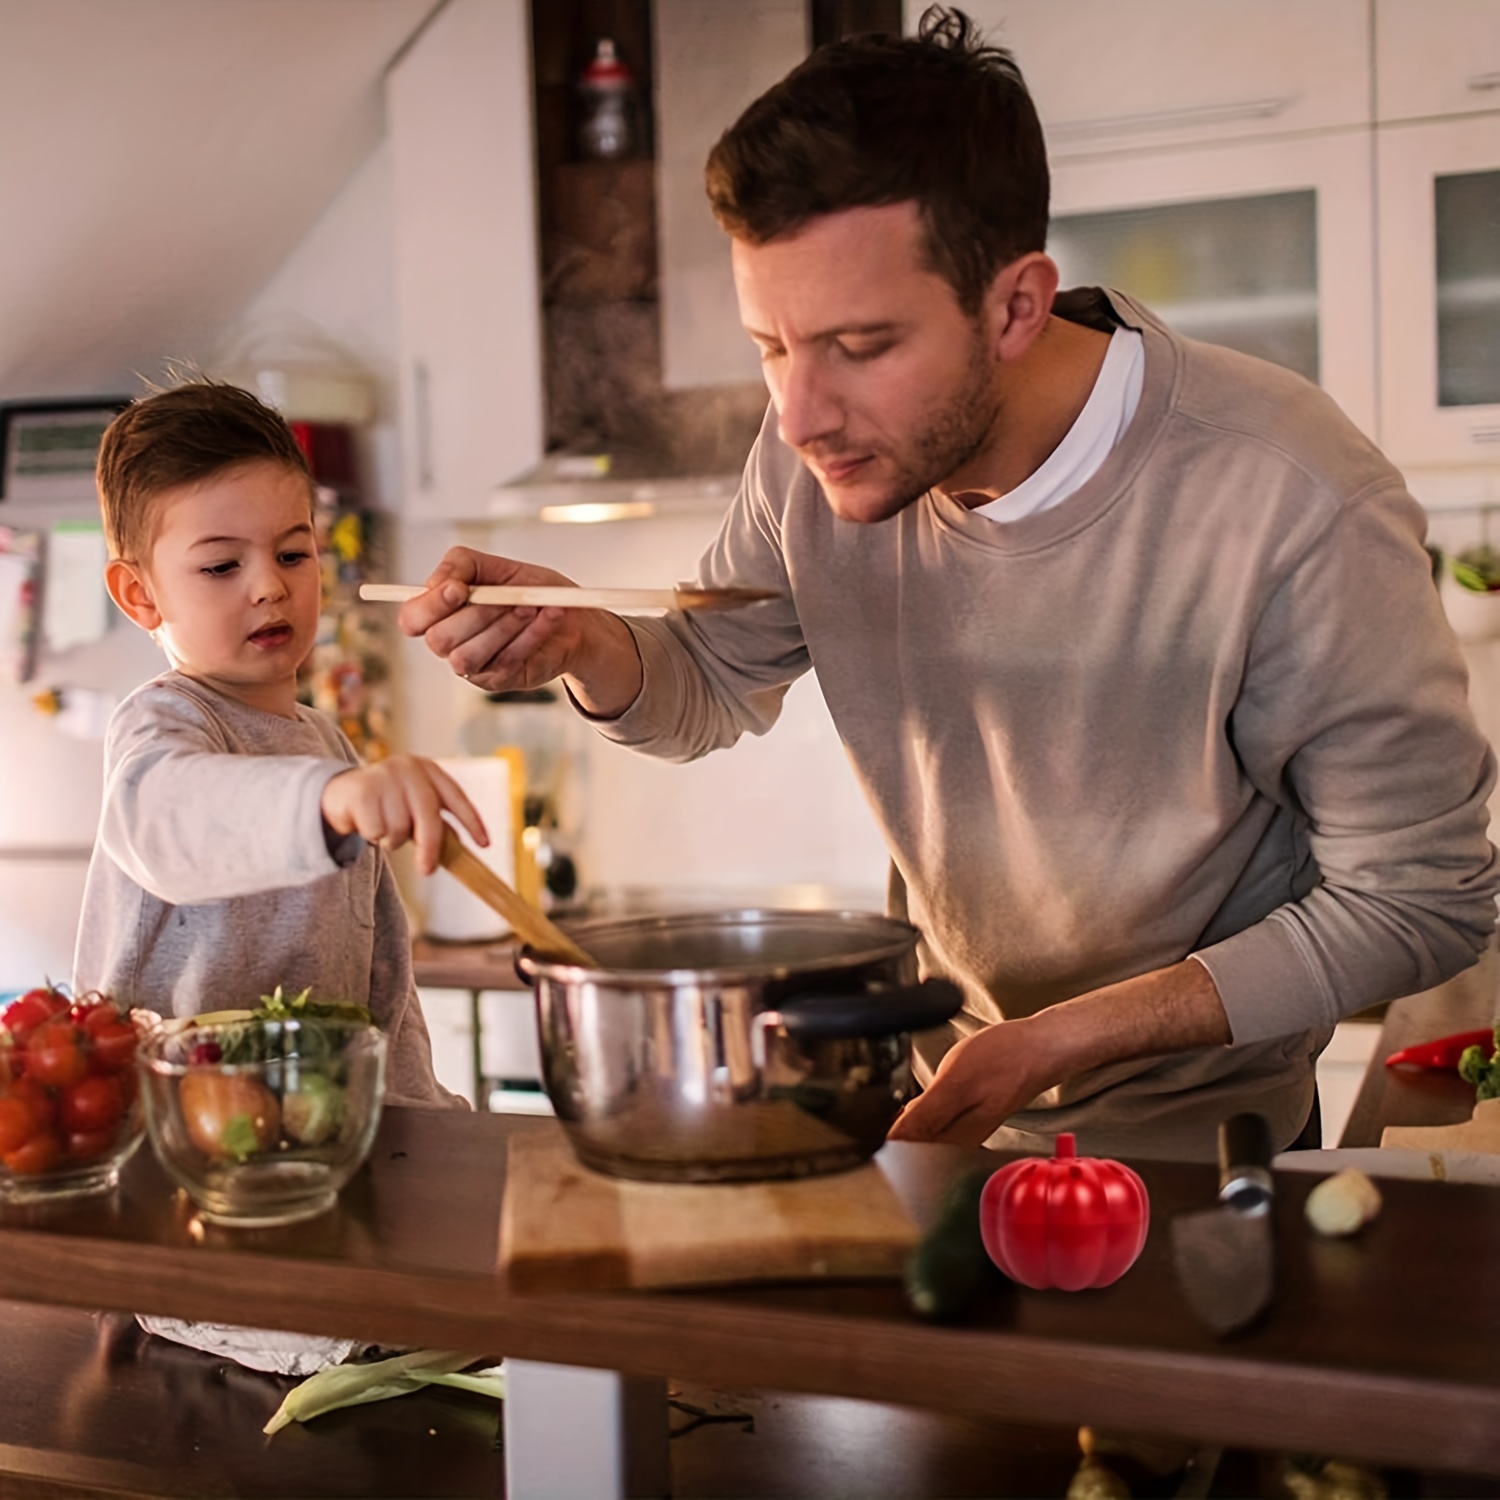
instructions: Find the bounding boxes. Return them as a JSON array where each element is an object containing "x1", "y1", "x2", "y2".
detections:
[
  {"x1": 97, "y1": 381, "x2": 314, "y2": 564},
  {"x1": 705, "y1": 6, "x2": 1049, "y2": 316}
]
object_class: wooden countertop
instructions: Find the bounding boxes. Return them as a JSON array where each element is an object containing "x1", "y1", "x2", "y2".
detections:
[
  {"x1": 411, "y1": 934, "x2": 527, "y2": 992},
  {"x1": 1, "y1": 1107, "x2": 1498, "y2": 1476}
]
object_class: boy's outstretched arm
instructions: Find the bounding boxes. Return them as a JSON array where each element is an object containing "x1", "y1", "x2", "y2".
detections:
[{"x1": 320, "y1": 756, "x2": 488, "y2": 875}]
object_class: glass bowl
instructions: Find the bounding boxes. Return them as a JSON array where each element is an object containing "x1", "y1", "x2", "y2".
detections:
[
  {"x1": 138, "y1": 1018, "x2": 387, "y2": 1227},
  {"x1": 0, "y1": 989, "x2": 148, "y2": 1203}
]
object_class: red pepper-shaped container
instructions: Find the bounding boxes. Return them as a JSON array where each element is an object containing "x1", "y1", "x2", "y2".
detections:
[{"x1": 979, "y1": 1133, "x2": 1149, "y2": 1290}]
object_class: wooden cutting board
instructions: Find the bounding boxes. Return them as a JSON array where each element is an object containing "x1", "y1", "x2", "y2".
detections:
[
  {"x1": 498, "y1": 1125, "x2": 919, "y2": 1293},
  {"x1": 1382, "y1": 1096, "x2": 1500, "y2": 1153}
]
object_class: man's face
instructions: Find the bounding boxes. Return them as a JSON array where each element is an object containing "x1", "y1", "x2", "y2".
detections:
[{"x1": 732, "y1": 201, "x2": 1002, "y2": 523}]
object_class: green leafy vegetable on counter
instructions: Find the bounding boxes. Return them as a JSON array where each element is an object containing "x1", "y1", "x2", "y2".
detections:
[
  {"x1": 1451, "y1": 544, "x2": 1500, "y2": 593},
  {"x1": 264, "y1": 1348, "x2": 503, "y2": 1434},
  {"x1": 1458, "y1": 1024, "x2": 1500, "y2": 1101}
]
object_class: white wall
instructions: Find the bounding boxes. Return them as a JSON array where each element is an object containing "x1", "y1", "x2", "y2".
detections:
[{"x1": 446, "y1": 511, "x2": 891, "y2": 907}]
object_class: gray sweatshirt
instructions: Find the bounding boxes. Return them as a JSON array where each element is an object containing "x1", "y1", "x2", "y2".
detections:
[
  {"x1": 590, "y1": 289, "x2": 1500, "y2": 1160},
  {"x1": 73, "y1": 672, "x2": 456, "y2": 1108}
]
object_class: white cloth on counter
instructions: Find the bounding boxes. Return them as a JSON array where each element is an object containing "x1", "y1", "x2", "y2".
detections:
[{"x1": 136, "y1": 1314, "x2": 366, "y2": 1376}]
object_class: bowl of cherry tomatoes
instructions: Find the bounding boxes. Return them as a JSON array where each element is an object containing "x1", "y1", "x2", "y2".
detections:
[{"x1": 0, "y1": 985, "x2": 148, "y2": 1202}]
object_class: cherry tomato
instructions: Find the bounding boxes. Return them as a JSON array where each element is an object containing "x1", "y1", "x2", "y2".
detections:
[
  {"x1": 4, "y1": 1132, "x2": 61, "y2": 1175},
  {"x1": 65, "y1": 1127, "x2": 120, "y2": 1163},
  {"x1": 0, "y1": 1096, "x2": 37, "y2": 1155},
  {"x1": 25, "y1": 1020, "x2": 88, "y2": 1089},
  {"x1": 86, "y1": 1021, "x2": 139, "y2": 1074},
  {"x1": 2, "y1": 988, "x2": 68, "y2": 1040},
  {"x1": 11, "y1": 1076, "x2": 56, "y2": 1130},
  {"x1": 60, "y1": 1074, "x2": 124, "y2": 1134},
  {"x1": 75, "y1": 1001, "x2": 121, "y2": 1034}
]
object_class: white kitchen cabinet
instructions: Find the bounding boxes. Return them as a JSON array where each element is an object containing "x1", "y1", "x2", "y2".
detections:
[
  {"x1": 387, "y1": 0, "x2": 544, "y2": 518},
  {"x1": 1050, "y1": 132, "x2": 1379, "y2": 438},
  {"x1": 1376, "y1": 115, "x2": 1500, "y2": 467},
  {"x1": 923, "y1": 0, "x2": 1369, "y2": 158},
  {"x1": 1375, "y1": 0, "x2": 1500, "y2": 123}
]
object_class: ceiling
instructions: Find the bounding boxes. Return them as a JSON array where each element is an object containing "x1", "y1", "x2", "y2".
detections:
[{"x1": 0, "y1": 0, "x2": 442, "y2": 400}]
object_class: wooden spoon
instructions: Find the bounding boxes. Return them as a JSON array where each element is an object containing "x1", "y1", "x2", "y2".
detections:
[
  {"x1": 438, "y1": 826, "x2": 597, "y2": 967},
  {"x1": 359, "y1": 583, "x2": 781, "y2": 614}
]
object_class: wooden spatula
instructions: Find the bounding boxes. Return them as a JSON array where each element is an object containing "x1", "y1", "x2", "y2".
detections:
[
  {"x1": 438, "y1": 826, "x2": 597, "y2": 967},
  {"x1": 360, "y1": 583, "x2": 781, "y2": 614}
]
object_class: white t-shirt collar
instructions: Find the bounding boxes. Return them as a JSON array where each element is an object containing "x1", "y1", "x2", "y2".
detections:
[{"x1": 971, "y1": 327, "x2": 1145, "y2": 525}]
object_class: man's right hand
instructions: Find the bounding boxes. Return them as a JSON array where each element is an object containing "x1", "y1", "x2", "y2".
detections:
[{"x1": 395, "y1": 546, "x2": 644, "y2": 716}]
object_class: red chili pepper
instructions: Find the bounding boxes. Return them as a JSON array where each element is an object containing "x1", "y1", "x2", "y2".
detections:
[{"x1": 1384, "y1": 1028, "x2": 1495, "y2": 1071}]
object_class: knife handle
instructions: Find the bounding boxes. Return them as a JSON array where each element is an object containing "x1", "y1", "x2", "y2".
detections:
[{"x1": 1218, "y1": 1112, "x2": 1273, "y2": 1211}]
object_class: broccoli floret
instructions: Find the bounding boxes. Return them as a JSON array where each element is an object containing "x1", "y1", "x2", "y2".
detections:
[{"x1": 1459, "y1": 1041, "x2": 1500, "y2": 1101}]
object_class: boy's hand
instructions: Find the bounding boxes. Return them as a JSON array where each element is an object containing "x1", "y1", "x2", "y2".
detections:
[{"x1": 321, "y1": 756, "x2": 488, "y2": 876}]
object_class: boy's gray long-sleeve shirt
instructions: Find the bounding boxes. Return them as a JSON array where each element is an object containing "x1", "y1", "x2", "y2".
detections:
[
  {"x1": 589, "y1": 289, "x2": 1500, "y2": 1160},
  {"x1": 73, "y1": 671, "x2": 455, "y2": 1108}
]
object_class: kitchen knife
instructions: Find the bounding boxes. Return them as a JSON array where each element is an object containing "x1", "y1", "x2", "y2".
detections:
[
  {"x1": 358, "y1": 583, "x2": 782, "y2": 613},
  {"x1": 1169, "y1": 1112, "x2": 1275, "y2": 1336}
]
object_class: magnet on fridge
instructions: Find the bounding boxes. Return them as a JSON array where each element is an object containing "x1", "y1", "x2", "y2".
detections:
[{"x1": 0, "y1": 526, "x2": 44, "y2": 683}]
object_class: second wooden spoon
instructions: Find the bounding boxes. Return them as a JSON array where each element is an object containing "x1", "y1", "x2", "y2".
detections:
[{"x1": 438, "y1": 825, "x2": 597, "y2": 967}]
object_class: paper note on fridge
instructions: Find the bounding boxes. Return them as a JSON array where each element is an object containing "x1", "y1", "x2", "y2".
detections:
[{"x1": 43, "y1": 522, "x2": 109, "y2": 653}]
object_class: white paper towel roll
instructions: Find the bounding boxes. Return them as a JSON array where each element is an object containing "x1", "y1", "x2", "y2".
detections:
[{"x1": 421, "y1": 756, "x2": 518, "y2": 942}]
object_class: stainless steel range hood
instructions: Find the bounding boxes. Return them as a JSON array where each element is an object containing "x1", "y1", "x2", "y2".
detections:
[{"x1": 488, "y1": 461, "x2": 741, "y2": 525}]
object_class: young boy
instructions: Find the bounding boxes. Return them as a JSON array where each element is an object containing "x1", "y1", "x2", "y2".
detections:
[{"x1": 73, "y1": 381, "x2": 482, "y2": 1107}]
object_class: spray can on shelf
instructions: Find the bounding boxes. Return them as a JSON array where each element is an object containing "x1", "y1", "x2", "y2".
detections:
[{"x1": 577, "y1": 37, "x2": 639, "y2": 160}]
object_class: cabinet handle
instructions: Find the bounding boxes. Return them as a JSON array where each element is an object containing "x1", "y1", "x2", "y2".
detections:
[
  {"x1": 413, "y1": 360, "x2": 433, "y2": 491},
  {"x1": 1467, "y1": 73, "x2": 1500, "y2": 92},
  {"x1": 1049, "y1": 95, "x2": 1292, "y2": 145}
]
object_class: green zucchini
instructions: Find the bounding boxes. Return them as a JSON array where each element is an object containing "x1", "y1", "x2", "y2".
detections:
[{"x1": 904, "y1": 1164, "x2": 1003, "y2": 1322}]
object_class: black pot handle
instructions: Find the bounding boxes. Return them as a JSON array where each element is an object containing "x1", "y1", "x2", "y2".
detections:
[{"x1": 773, "y1": 978, "x2": 964, "y2": 1040}]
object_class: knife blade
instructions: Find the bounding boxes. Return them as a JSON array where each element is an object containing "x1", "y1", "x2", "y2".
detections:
[{"x1": 1169, "y1": 1112, "x2": 1275, "y2": 1336}]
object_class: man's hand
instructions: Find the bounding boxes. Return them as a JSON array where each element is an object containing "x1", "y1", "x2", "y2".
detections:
[
  {"x1": 887, "y1": 1016, "x2": 1056, "y2": 1147},
  {"x1": 888, "y1": 958, "x2": 1233, "y2": 1147},
  {"x1": 395, "y1": 547, "x2": 643, "y2": 716},
  {"x1": 321, "y1": 755, "x2": 488, "y2": 876}
]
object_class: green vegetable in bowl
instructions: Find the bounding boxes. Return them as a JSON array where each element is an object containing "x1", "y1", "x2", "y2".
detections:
[
  {"x1": 256, "y1": 985, "x2": 373, "y2": 1026},
  {"x1": 283, "y1": 1074, "x2": 346, "y2": 1146}
]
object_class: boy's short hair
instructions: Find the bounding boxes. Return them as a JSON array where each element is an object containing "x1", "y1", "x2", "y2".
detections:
[
  {"x1": 97, "y1": 381, "x2": 314, "y2": 564},
  {"x1": 704, "y1": 5, "x2": 1049, "y2": 316}
]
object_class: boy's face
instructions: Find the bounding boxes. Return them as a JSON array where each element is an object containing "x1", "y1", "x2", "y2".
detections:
[{"x1": 108, "y1": 460, "x2": 320, "y2": 716}]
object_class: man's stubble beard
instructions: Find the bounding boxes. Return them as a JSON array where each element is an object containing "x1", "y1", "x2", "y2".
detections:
[{"x1": 859, "y1": 321, "x2": 1003, "y2": 522}]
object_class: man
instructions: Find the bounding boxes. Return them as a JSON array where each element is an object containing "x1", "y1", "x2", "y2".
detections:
[{"x1": 400, "y1": 9, "x2": 1499, "y2": 1160}]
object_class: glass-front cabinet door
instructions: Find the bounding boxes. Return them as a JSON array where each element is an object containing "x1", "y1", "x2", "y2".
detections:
[
  {"x1": 1378, "y1": 115, "x2": 1500, "y2": 467},
  {"x1": 1049, "y1": 132, "x2": 1378, "y2": 440},
  {"x1": 1050, "y1": 190, "x2": 1318, "y2": 385}
]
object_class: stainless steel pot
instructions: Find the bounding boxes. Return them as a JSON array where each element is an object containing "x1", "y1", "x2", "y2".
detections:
[{"x1": 517, "y1": 908, "x2": 962, "y2": 1183}]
